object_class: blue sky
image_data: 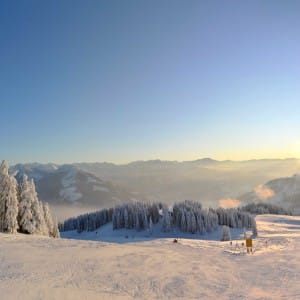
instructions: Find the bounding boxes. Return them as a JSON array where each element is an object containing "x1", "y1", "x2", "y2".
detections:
[{"x1": 1, "y1": 1, "x2": 300, "y2": 164}]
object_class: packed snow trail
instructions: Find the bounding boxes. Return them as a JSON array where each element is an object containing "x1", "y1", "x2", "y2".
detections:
[{"x1": 0, "y1": 215, "x2": 300, "y2": 299}]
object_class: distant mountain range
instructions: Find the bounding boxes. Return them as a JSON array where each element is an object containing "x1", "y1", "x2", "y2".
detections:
[
  {"x1": 10, "y1": 158, "x2": 300, "y2": 219},
  {"x1": 75, "y1": 158, "x2": 300, "y2": 205},
  {"x1": 10, "y1": 163, "x2": 146, "y2": 220}
]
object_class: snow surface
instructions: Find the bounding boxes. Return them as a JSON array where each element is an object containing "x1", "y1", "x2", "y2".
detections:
[
  {"x1": 1, "y1": 215, "x2": 300, "y2": 299},
  {"x1": 93, "y1": 185, "x2": 110, "y2": 192},
  {"x1": 86, "y1": 176, "x2": 98, "y2": 184},
  {"x1": 59, "y1": 170, "x2": 82, "y2": 202}
]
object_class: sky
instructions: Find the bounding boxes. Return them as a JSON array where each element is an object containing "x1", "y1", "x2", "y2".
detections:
[{"x1": 1, "y1": 0, "x2": 300, "y2": 164}]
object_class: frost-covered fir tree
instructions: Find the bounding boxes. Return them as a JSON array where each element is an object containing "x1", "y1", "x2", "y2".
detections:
[
  {"x1": 0, "y1": 160, "x2": 19, "y2": 233},
  {"x1": 180, "y1": 209, "x2": 187, "y2": 232},
  {"x1": 30, "y1": 179, "x2": 47, "y2": 234},
  {"x1": 18, "y1": 175, "x2": 59, "y2": 237},
  {"x1": 52, "y1": 220, "x2": 60, "y2": 238},
  {"x1": 220, "y1": 225, "x2": 231, "y2": 241},
  {"x1": 135, "y1": 210, "x2": 141, "y2": 230},
  {"x1": 124, "y1": 208, "x2": 129, "y2": 229},
  {"x1": 43, "y1": 202, "x2": 54, "y2": 236},
  {"x1": 43, "y1": 202, "x2": 60, "y2": 237},
  {"x1": 162, "y1": 206, "x2": 171, "y2": 232},
  {"x1": 50, "y1": 214, "x2": 60, "y2": 238},
  {"x1": 5, "y1": 175, "x2": 19, "y2": 233},
  {"x1": 0, "y1": 161, "x2": 59, "y2": 237},
  {"x1": 190, "y1": 212, "x2": 197, "y2": 234},
  {"x1": 149, "y1": 216, "x2": 153, "y2": 234},
  {"x1": 142, "y1": 209, "x2": 148, "y2": 229},
  {"x1": 18, "y1": 174, "x2": 35, "y2": 234},
  {"x1": 0, "y1": 161, "x2": 8, "y2": 231},
  {"x1": 252, "y1": 218, "x2": 258, "y2": 237}
]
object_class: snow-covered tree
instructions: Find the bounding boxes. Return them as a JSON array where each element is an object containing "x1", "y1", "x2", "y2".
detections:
[
  {"x1": 180, "y1": 209, "x2": 187, "y2": 232},
  {"x1": 149, "y1": 203, "x2": 160, "y2": 223},
  {"x1": 17, "y1": 173, "x2": 58, "y2": 237},
  {"x1": 186, "y1": 210, "x2": 192, "y2": 233},
  {"x1": 42, "y1": 202, "x2": 59, "y2": 237},
  {"x1": 18, "y1": 174, "x2": 35, "y2": 233},
  {"x1": 111, "y1": 202, "x2": 161, "y2": 232},
  {"x1": 5, "y1": 175, "x2": 19, "y2": 233},
  {"x1": 135, "y1": 211, "x2": 141, "y2": 231},
  {"x1": 252, "y1": 219, "x2": 258, "y2": 237},
  {"x1": 51, "y1": 216, "x2": 60, "y2": 238},
  {"x1": 142, "y1": 209, "x2": 148, "y2": 229},
  {"x1": 149, "y1": 216, "x2": 153, "y2": 234},
  {"x1": 0, "y1": 161, "x2": 8, "y2": 231},
  {"x1": 0, "y1": 160, "x2": 19, "y2": 233},
  {"x1": 30, "y1": 179, "x2": 47, "y2": 234},
  {"x1": 43, "y1": 202, "x2": 54, "y2": 236},
  {"x1": 215, "y1": 207, "x2": 257, "y2": 233},
  {"x1": 220, "y1": 225, "x2": 231, "y2": 241},
  {"x1": 162, "y1": 206, "x2": 171, "y2": 232},
  {"x1": 172, "y1": 201, "x2": 219, "y2": 234},
  {"x1": 124, "y1": 207, "x2": 129, "y2": 229},
  {"x1": 190, "y1": 212, "x2": 197, "y2": 234}
]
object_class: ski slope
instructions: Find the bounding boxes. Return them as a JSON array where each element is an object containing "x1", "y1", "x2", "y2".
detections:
[{"x1": 0, "y1": 214, "x2": 300, "y2": 299}]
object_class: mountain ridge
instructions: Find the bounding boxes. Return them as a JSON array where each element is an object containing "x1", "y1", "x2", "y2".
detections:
[{"x1": 10, "y1": 157, "x2": 299, "y2": 167}]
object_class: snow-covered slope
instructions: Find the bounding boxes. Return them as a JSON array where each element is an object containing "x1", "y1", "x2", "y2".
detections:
[
  {"x1": 1, "y1": 214, "x2": 300, "y2": 299},
  {"x1": 12, "y1": 163, "x2": 59, "y2": 180},
  {"x1": 239, "y1": 174, "x2": 300, "y2": 212}
]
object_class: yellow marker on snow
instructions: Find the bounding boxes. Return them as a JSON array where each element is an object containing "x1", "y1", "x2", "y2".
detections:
[
  {"x1": 246, "y1": 238, "x2": 253, "y2": 253},
  {"x1": 246, "y1": 238, "x2": 252, "y2": 247}
]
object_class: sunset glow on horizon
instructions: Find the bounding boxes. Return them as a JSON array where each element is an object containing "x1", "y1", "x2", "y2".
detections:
[{"x1": 1, "y1": 1, "x2": 300, "y2": 164}]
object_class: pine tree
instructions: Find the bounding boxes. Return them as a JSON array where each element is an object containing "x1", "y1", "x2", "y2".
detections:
[
  {"x1": 149, "y1": 216, "x2": 153, "y2": 234},
  {"x1": 180, "y1": 209, "x2": 187, "y2": 232},
  {"x1": 252, "y1": 218, "x2": 258, "y2": 236},
  {"x1": 190, "y1": 212, "x2": 197, "y2": 234},
  {"x1": 220, "y1": 225, "x2": 231, "y2": 241},
  {"x1": 5, "y1": 175, "x2": 19, "y2": 233},
  {"x1": 30, "y1": 179, "x2": 47, "y2": 234},
  {"x1": 17, "y1": 173, "x2": 59, "y2": 237},
  {"x1": 18, "y1": 174, "x2": 35, "y2": 233},
  {"x1": 43, "y1": 213, "x2": 60, "y2": 238},
  {"x1": 135, "y1": 210, "x2": 141, "y2": 231},
  {"x1": 0, "y1": 160, "x2": 10, "y2": 231},
  {"x1": 186, "y1": 211, "x2": 193, "y2": 233},
  {"x1": 124, "y1": 207, "x2": 129, "y2": 229},
  {"x1": 197, "y1": 213, "x2": 205, "y2": 234},
  {"x1": 0, "y1": 160, "x2": 19, "y2": 233},
  {"x1": 51, "y1": 216, "x2": 60, "y2": 238},
  {"x1": 162, "y1": 206, "x2": 171, "y2": 232},
  {"x1": 142, "y1": 209, "x2": 148, "y2": 229},
  {"x1": 43, "y1": 202, "x2": 54, "y2": 236}
]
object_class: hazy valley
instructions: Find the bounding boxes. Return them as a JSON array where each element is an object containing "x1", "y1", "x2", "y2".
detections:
[{"x1": 10, "y1": 158, "x2": 300, "y2": 220}]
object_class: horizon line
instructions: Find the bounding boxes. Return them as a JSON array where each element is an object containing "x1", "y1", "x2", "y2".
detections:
[{"x1": 7, "y1": 157, "x2": 300, "y2": 167}]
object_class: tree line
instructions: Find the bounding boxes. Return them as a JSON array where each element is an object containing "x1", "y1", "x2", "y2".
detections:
[
  {"x1": 0, "y1": 160, "x2": 59, "y2": 237},
  {"x1": 60, "y1": 207, "x2": 114, "y2": 232},
  {"x1": 241, "y1": 202, "x2": 292, "y2": 215},
  {"x1": 61, "y1": 200, "x2": 257, "y2": 236}
]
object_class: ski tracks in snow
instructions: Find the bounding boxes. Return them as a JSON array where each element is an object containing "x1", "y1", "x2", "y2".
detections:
[{"x1": 1, "y1": 215, "x2": 300, "y2": 299}]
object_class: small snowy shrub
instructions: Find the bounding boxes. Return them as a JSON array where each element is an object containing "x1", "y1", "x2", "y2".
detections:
[{"x1": 220, "y1": 225, "x2": 231, "y2": 241}]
